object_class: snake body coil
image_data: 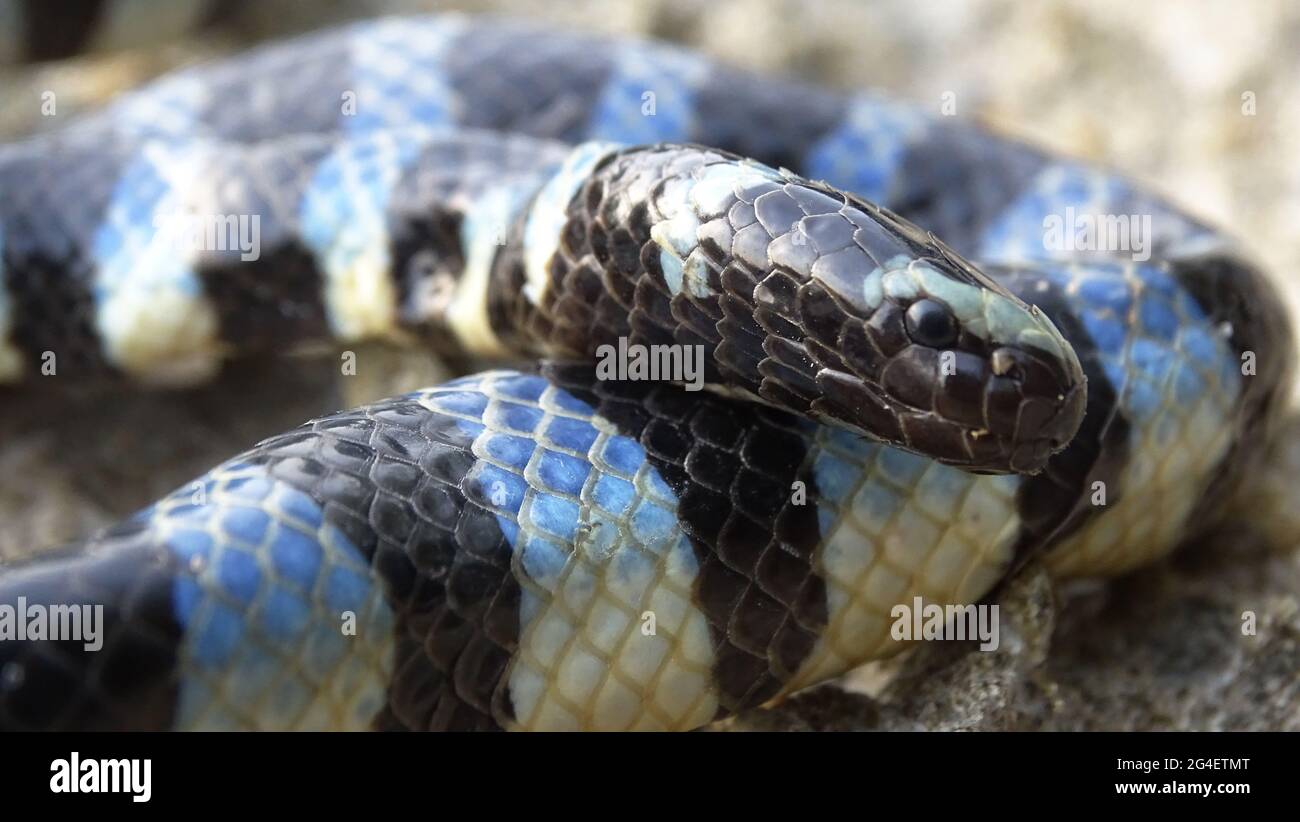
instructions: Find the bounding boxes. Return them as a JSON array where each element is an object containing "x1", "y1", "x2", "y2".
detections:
[{"x1": 0, "y1": 15, "x2": 1291, "y2": 730}]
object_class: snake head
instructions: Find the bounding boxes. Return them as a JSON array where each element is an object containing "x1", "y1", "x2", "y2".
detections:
[
  {"x1": 544, "y1": 144, "x2": 1086, "y2": 473},
  {"x1": 743, "y1": 179, "x2": 1088, "y2": 474}
]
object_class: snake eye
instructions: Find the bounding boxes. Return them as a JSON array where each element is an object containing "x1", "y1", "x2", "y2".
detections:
[{"x1": 904, "y1": 299, "x2": 958, "y2": 348}]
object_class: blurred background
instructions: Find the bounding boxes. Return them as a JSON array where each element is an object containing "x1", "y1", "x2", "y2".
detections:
[
  {"x1": 5, "y1": 0, "x2": 1298, "y2": 299},
  {"x1": 1, "y1": 0, "x2": 1297, "y2": 729}
]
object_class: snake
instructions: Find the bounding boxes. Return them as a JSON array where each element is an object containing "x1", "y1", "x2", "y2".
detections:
[{"x1": 0, "y1": 13, "x2": 1292, "y2": 731}]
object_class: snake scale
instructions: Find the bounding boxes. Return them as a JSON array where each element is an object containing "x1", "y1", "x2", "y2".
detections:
[{"x1": 0, "y1": 13, "x2": 1292, "y2": 731}]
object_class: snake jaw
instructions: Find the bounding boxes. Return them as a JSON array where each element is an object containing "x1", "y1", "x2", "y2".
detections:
[{"x1": 1011, "y1": 378, "x2": 1088, "y2": 473}]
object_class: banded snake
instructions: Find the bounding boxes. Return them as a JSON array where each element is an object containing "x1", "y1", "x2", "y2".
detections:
[{"x1": 0, "y1": 13, "x2": 1292, "y2": 731}]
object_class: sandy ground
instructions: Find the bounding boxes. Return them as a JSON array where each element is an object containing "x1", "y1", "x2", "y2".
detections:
[{"x1": 1, "y1": 0, "x2": 1297, "y2": 729}]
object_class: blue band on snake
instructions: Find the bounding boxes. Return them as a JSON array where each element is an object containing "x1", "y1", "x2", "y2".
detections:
[{"x1": 0, "y1": 14, "x2": 1291, "y2": 731}]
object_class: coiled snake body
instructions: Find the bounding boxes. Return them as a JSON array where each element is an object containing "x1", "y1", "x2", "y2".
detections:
[{"x1": 0, "y1": 14, "x2": 1291, "y2": 730}]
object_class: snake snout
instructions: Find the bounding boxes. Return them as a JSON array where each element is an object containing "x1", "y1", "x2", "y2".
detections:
[
  {"x1": 1008, "y1": 378, "x2": 1088, "y2": 473},
  {"x1": 993, "y1": 342, "x2": 1088, "y2": 474}
]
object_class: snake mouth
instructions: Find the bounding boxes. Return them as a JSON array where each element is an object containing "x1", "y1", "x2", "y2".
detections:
[{"x1": 1008, "y1": 378, "x2": 1088, "y2": 474}]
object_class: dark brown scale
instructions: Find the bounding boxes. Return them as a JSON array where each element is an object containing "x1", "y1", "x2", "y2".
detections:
[
  {"x1": 754, "y1": 305, "x2": 804, "y2": 343},
  {"x1": 760, "y1": 361, "x2": 822, "y2": 408},
  {"x1": 1016, "y1": 398, "x2": 1060, "y2": 446},
  {"x1": 717, "y1": 291, "x2": 766, "y2": 338},
  {"x1": 684, "y1": 444, "x2": 744, "y2": 493},
  {"x1": 794, "y1": 281, "x2": 849, "y2": 347},
  {"x1": 727, "y1": 587, "x2": 789, "y2": 658},
  {"x1": 838, "y1": 322, "x2": 884, "y2": 375},
  {"x1": 763, "y1": 334, "x2": 820, "y2": 377},
  {"x1": 628, "y1": 312, "x2": 677, "y2": 349},
  {"x1": 880, "y1": 344, "x2": 941, "y2": 411},
  {"x1": 815, "y1": 371, "x2": 905, "y2": 443},
  {"x1": 674, "y1": 327, "x2": 725, "y2": 380},
  {"x1": 715, "y1": 326, "x2": 766, "y2": 374},
  {"x1": 713, "y1": 348, "x2": 763, "y2": 395},
  {"x1": 559, "y1": 216, "x2": 588, "y2": 261},
  {"x1": 804, "y1": 336, "x2": 850, "y2": 374},
  {"x1": 586, "y1": 219, "x2": 610, "y2": 265},
  {"x1": 899, "y1": 413, "x2": 974, "y2": 464},
  {"x1": 935, "y1": 351, "x2": 991, "y2": 429},
  {"x1": 607, "y1": 226, "x2": 641, "y2": 274},
  {"x1": 863, "y1": 301, "x2": 911, "y2": 357},
  {"x1": 690, "y1": 406, "x2": 747, "y2": 448},
  {"x1": 675, "y1": 294, "x2": 726, "y2": 340},
  {"x1": 756, "y1": 269, "x2": 803, "y2": 313},
  {"x1": 757, "y1": 380, "x2": 815, "y2": 416},
  {"x1": 983, "y1": 377, "x2": 1025, "y2": 438}
]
